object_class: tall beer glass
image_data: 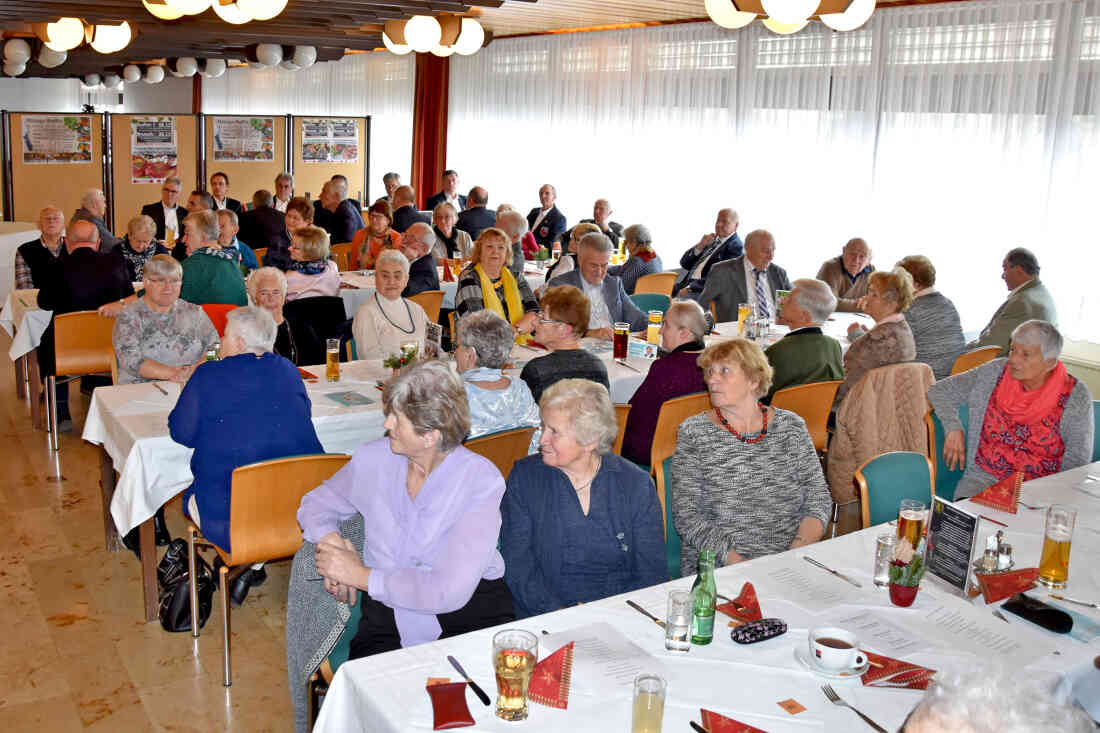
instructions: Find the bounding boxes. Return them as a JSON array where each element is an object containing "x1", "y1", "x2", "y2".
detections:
[
  {"x1": 896, "y1": 499, "x2": 926, "y2": 548},
  {"x1": 1038, "y1": 504, "x2": 1076, "y2": 588}
]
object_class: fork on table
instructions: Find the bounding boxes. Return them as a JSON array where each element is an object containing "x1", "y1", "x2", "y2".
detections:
[
  {"x1": 821, "y1": 684, "x2": 887, "y2": 732},
  {"x1": 1018, "y1": 501, "x2": 1047, "y2": 511}
]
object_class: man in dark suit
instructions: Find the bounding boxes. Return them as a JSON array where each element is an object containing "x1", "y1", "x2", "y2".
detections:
[
  {"x1": 548, "y1": 232, "x2": 648, "y2": 339},
  {"x1": 674, "y1": 208, "x2": 743, "y2": 299},
  {"x1": 560, "y1": 197, "x2": 622, "y2": 248},
  {"x1": 456, "y1": 186, "x2": 495, "y2": 240},
  {"x1": 526, "y1": 184, "x2": 567, "y2": 250},
  {"x1": 313, "y1": 179, "x2": 363, "y2": 244},
  {"x1": 390, "y1": 185, "x2": 430, "y2": 234},
  {"x1": 425, "y1": 169, "x2": 466, "y2": 212},
  {"x1": 400, "y1": 223, "x2": 440, "y2": 297},
  {"x1": 210, "y1": 171, "x2": 244, "y2": 215},
  {"x1": 238, "y1": 190, "x2": 292, "y2": 270},
  {"x1": 71, "y1": 188, "x2": 122, "y2": 251},
  {"x1": 699, "y1": 229, "x2": 791, "y2": 323},
  {"x1": 140, "y1": 176, "x2": 188, "y2": 241}
]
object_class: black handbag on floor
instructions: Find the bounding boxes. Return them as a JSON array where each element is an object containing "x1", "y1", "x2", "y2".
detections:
[{"x1": 157, "y1": 538, "x2": 215, "y2": 633}]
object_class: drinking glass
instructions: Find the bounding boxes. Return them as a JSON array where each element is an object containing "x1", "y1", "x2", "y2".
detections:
[
  {"x1": 1038, "y1": 504, "x2": 1076, "y2": 588},
  {"x1": 646, "y1": 311, "x2": 662, "y2": 345},
  {"x1": 737, "y1": 302, "x2": 751, "y2": 335},
  {"x1": 492, "y1": 629, "x2": 538, "y2": 721},
  {"x1": 325, "y1": 338, "x2": 340, "y2": 382},
  {"x1": 631, "y1": 673, "x2": 667, "y2": 733},
  {"x1": 664, "y1": 590, "x2": 691, "y2": 652},
  {"x1": 897, "y1": 499, "x2": 926, "y2": 549},
  {"x1": 613, "y1": 322, "x2": 630, "y2": 360},
  {"x1": 873, "y1": 533, "x2": 897, "y2": 588}
]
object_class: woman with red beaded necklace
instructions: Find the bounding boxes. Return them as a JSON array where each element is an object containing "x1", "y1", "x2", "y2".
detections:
[{"x1": 670, "y1": 339, "x2": 832, "y2": 577}]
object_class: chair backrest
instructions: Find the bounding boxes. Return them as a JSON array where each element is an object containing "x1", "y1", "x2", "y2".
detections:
[
  {"x1": 253, "y1": 247, "x2": 268, "y2": 263},
  {"x1": 330, "y1": 242, "x2": 353, "y2": 272},
  {"x1": 464, "y1": 427, "x2": 536, "y2": 480},
  {"x1": 855, "y1": 451, "x2": 934, "y2": 529},
  {"x1": 654, "y1": 456, "x2": 683, "y2": 580},
  {"x1": 408, "y1": 289, "x2": 444, "y2": 323},
  {"x1": 925, "y1": 405, "x2": 968, "y2": 502},
  {"x1": 950, "y1": 346, "x2": 1001, "y2": 375},
  {"x1": 283, "y1": 295, "x2": 348, "y2": 363},
  {"x1": 1093, "y1": 400, "x2": 1100, "y2": 462},
  {"x1": 630, "y1": 292, "x2": 671, "y2": 315},
  {"x1": 54, "y1": 311, "x2": 116, "y2": 378},
  {"x1": 201, "y1": 303, "x2": 238, "y2": 337},
  {"x1": 649, "y1": 392, "x2": 712, "y2": 536},
  {"x1": 634, "y1": 272, "x2": 676, "y2": 297},
  {"x1": 613, "y1": 404, "x2": 631, "y2": 455},
  {"x1": 448, "y1": 311, "x2": 457, "y2": 344},
  {"x1": 110, "y1": 346, "x2": 119, "y2": 385},
  {"x1": 770, "y1": 380, "x2": 842, "y2": 453},
  {"x1": 227, "y1": 454, "x2": 351, "y2": 566}
]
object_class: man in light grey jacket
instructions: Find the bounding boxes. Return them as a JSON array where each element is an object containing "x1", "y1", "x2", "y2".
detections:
[
  {"x1": 699, "y1": 228, "x2": 791, "y2": 323},
  {"x1": 969, "y1": 247, "x2": 1057, "y2": 356},
  {"x1": 548, "y1": 232, "x2": 648, "y2": 339}
]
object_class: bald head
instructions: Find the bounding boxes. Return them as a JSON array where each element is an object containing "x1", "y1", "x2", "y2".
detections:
[
  {"x1": 744, "y1": 229, "x2": 776, "y2": 270},
  {"x1": 593, "y1": 198, "x2": 612, "y2": 226},
  {"x1": 468, "y1": 186, "x2": 488, "y2": 207},
  {"x1": 715, "y1": 209, "x2": 739, "y2": 239},
  {"x1": 66, "y1": 220, "x2": 100, "y2": 253},
  {"x1": 392, "y1": 185, "x2": 415, "y2": 208}
]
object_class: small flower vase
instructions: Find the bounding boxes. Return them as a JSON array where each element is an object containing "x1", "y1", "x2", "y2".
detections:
[{"x1": 889, "y1": 582, "x2": 919, "y2": 607}]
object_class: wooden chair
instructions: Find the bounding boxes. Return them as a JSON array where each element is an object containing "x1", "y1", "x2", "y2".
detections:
[
  {"x1": 770, "y1": 380, "x2": 842, "y2": 454},
  {"x1": 634, "y1": 272, "x2": 677, "y2": 297},
  {"x1": 854, "y1": 451, "x2": 934, "y2": 529},
  {"x1": 330, "y1": 242, "x2": 353, "y2": 272},
  {"x1": 1092, "y1": 400, "x2": 1100, "y2": 462},
  {"x1": 187, "y1": 453, "x2": 351, "y2": 687},
  {"x1": 464, "y1": 427, "x2": 536, "y2": 479},
  {"x1": 408, "y1": 289, "x2": 444, "y2": 323},
  {"x1": 950, "y1": 346, "x2": 1001, "y2": 375},
  {"x1": 201, "y1": 303, "x2": 239, "y2": 337},
  {"x1": 253, "y1": 247, "x2": 268, "y2": 263},
  {"x1": 47, "y1": 311, "x2": 116, "y2": 451},
  {"x1": 613, "y1": 404, "x2": 631, "y2": 455}
]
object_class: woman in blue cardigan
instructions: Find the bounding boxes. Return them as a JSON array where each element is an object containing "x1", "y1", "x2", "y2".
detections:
[
  {"x1": 169, "y1": 306, "x2": 323, "y2": 604},
  {"x1": 501, "y1": 379, "x2": 666, "y2": 618}
]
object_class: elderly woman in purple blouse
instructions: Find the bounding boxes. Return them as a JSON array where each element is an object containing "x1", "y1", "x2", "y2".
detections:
[{"x1": 297, "y1": 360, "x2": 515, "y2": 657}]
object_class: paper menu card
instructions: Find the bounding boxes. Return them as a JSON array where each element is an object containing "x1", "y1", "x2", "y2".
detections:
[{"x1": 540, "y1": 622, "x2": 667, "y2": 697}]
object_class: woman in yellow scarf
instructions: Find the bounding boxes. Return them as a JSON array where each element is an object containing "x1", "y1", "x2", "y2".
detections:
[{"x1": 454, "y1": 228, "x2": 539, "y2": 343}]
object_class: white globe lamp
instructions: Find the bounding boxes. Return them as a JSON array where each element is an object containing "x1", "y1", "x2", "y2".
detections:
[
  {"x1": 761, "y1": 0, "x2": 819, "y2": 25},
  {"x1": 704, "y1": 0, "x2": 756, "y2": 29},
  {"x1": 454, "y1": 18, "x2": 485, "y2": 56}
]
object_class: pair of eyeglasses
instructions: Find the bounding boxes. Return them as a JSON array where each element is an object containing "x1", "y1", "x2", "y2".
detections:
[
  {"x1": 146, "y1": 278, "x2": 182, "y2": 286},
  {"x1": 537, "y1": 311, "x2": 564, "y2": 325}
]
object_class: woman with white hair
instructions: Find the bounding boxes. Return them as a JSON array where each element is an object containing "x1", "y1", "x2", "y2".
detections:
[
  {"x1": 430, "y1": 201, "x2": 473, "y2": 261},
  {"x1": 456, "y1": 311, "x2": 540, "y2": 440},
  {"x1": 119, "y1": 215, "x2": 171, "y2": 281},
  {"x1": 351, "y1": 249, "x2": 429, "y2": 360},
  {"x1": 169, "y1": 306, "x2": 323, "y2": 602},
  {"x1": 927, "y1": 319, "x2": 1094, "y2": 498},
  {"x1": 247, "y1": 266, "x2": 302, "y2": 364},
  {"x1": 608, "y1": 224, "x2": 663, "y2": 295},
  {"x1": 501, "y1": 379, "x2": 666, "y2": 617},
  {"x1": 298, "y1": 360, "x2": 515, "y2": 657}
]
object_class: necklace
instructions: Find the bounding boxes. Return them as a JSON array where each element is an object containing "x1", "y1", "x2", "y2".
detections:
[
  {"x1": 716, "y1": 404, "x2": 769, "y2": 443},
  {"x1": 572, "y1": 457, "x2": 602, "y2": 493},
  {"x1": 374, "y1": 292, "x2": 415, "y2": 334}
]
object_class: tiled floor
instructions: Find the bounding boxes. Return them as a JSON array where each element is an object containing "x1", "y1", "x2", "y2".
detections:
[{"x1": 0, "y1": 363, "x2": 293, "y2": 731}]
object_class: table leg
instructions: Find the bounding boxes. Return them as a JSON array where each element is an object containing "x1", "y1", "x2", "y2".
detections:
[
  {"x1": 14, "y1": 354, "x2": 25, "y2": 399},
  {"x1": 28, "y1": 349, "x2": 42, "y2": 430},
  {"x1": 140, "y1": 519, "x2": 158, "y2": 622},
  {"x1": 99, "y1": 447, "x2": 122, "y2": 553}
]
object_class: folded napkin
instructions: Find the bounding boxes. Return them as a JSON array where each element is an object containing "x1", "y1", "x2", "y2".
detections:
[
  {"x1": 700, "y1": 708, "x2": 767, "y2": 733},
  {"x1": 716, "y1": 582, "x2": 762, "y2": 625},
  {"x1": 975, "y1": 567, "x2": 1039, "y2": 604},
  {"x1": 338, "y1": 281, "x2": 360, "y2": 289},
  {"x1": 528, "y1": 641, "x2": 573, "y2": 710},
  {"x1": 860, "y1": 650, "x2": 936, "y2": 690},
  {"x1": 442, "y1": 259, "x2": 456, "y2": 283},
  {"x1": 970, "y1": 472, "x2": 1023, "y2": 514}
]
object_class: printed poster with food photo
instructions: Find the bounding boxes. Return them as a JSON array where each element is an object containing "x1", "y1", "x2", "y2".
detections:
[
  {"x1": 22, "y1": 115, "x2": 93, "y2": 164},
  {"x1": 131, "y1": 116, "x2": 178, "y2": 183},
  {"x1": 213, "y1": 117, "x2": 275, "y2": 162},
  {"x1": 301, "y1": 118, "x2": 358, "y2": 163}
]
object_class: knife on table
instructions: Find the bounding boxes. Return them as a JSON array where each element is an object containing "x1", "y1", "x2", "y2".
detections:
[
  {"x1": 447, "y1": 655, "x2": 491, "y2": 706},
  {"x1": 626, "y1": 600, "x2": 666, "y2": 628},
  {"x1": 803, "y1": 556, "x2": 863, "y2": 588},
  {"x1": 1050, "y1": 594, "x2": 1100, "y2": 609}
]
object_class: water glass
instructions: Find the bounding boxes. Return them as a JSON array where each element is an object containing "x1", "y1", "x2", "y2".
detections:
[
  {"x1": 492, "y1": 629, "x2": 538, "y2": 721},
  {"x1": 873, "y1": 533, "x2": 897, "y2": 588},
  {"x1": 631, "y1": 673, "x2": 667, "y2": 733},
  {"x1": 664, "y1": 590, "x2": 691, "y2": 652}
]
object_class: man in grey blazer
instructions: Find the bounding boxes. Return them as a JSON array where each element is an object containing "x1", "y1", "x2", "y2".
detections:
[
  {"x1": 548, "y1": 232, "x2": 648, "y2": 339},
  {"x1": 699, "y1": 229, "x2": 791, "y2": 323},
  {"x1": 968, "y1": 247, "x2": 1057, "y2": 356}
]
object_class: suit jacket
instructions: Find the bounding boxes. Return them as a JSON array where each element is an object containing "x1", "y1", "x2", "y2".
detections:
[
  {"x1": 238, "y1": 206, "x2": 292, "y2": 270},
  {"x1": 140, "y1": 202, "x2": 189, "y2": 241},
  {"x1": 560, "y1": 220, "x2": 623, "y2": 248},
  {"x1": 698, "y1": 255, "x2": 791, "y2": 322},
  {"x1": 71, "y1": 208, "x2": 121, "y2": 251},
  {"x1": 213, "y1": 197, "x2": 244, "y2": 216},
  {"x1": 456, "y1": 206, "x2": 496, "y2": 240},
  {"x1": 547, "y1": 269, "x2": 648, "y2": 332},
  {"x1": 969, "y1": 279, "x2": 1057, "y2": 356},
  {"x1": 425, "y1": 192, "x2": 466, "y2": 212},
  {"x1": 526, "y1": 205, "x2": 567, "y2": 249},
  {"x1": 392, "y1": 205, "x2": 431, "y2": 234},
  {"x1": 315, "y1": 199, "x2": 364, "y2": 243},
  {"x1": 403, "y1": 254, "x2": 440, "y2": 298},
  {"x1": 675, "y1": 232, "x2": 743, "y2": 296}
]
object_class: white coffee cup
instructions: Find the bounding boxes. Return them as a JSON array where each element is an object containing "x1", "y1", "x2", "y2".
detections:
[{"x1": 808, "y1": 627, "x2": 866, "y2": 671}]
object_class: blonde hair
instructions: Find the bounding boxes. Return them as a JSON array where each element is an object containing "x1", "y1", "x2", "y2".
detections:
[
  {"x1": 470, "y1": 227, "x2": 513, "y2": 267},
  {"x1": 293, "y1": 225, "x2": 331, "y2": 261},
  {"x1": 870, "y1": 267, "x2": 915, "y2": 313},
  {"x1": 697, "y1": 339, "x2": 774, "y2": 399},
  {"x1": 540, "y1": 379, "x2": 618, "y2": 455},
  {"x1": 897, "y1": 255, "x2": 935, "y2": 289},
  {"x1": 127, "y1": 215, "x2": 156, "y2": 239}
]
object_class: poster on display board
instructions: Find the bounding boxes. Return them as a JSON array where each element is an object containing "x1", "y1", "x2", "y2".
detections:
[
  {"x1": 213, "y1": 117, "x2": 275, "y2": 162},
  {"x1": 130, "y1": 116, "x2": 178, "y2": 183},
  {"x1": 301, "y1": 118, "x2": 359, "y2": 163},
  {"x1": 21, "y1": 115, "x2": 93, "y2": 164}
]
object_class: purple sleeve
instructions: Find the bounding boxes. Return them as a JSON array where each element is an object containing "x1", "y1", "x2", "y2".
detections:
[{"x1": 296, "y1": 458, "x2": 361, "y2": 544}]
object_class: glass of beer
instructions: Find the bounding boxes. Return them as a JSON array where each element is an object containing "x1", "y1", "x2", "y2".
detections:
[
  {"x1": 1038, "y1": 504, "x2": 1076, "y2": 588},
  {"x1": 646, "y1": 311, "x2": 662, "y2": 345},
  {"x1": 165, "y1": 227, "x2": 176, "y2": 246},
  {"x1": 613, "y1": 322, "x2": 630, "y2": 360},
  {"x1": 492, "y1": 629, "x2": 538, "y2": 721},
  {"x1": 737, "y1": 302, "x2": 751, "y2": 336},
  {"x1": 631, "y1": 673, "x2": 667, "y2": 733},
  {"x1": 896, "y1": 499, "x2": 926, "y2": 549},
  {"x1": 325, "y1": 338, "x2": 340, "y2": 382}
]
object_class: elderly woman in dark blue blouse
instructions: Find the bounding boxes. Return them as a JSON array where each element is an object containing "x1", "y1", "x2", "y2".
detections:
[{"x1": 501, "y1": 378, "x2": 665, "y2": 617}]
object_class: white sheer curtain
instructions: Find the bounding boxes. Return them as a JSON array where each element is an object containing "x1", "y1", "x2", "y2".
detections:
[
  {"x1": 0, "y1": 77, "x2": 82, "y2": 111},
  {"x1": 202, "y1": 53, "x2": 416, "y2": 192},
  {"x1": 448, "y1": 0, "x2": 1100, "y2": 340}
]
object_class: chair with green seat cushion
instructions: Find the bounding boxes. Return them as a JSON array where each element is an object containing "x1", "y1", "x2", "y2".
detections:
[
  {"x1": 630, "y1": 293, "x2": 670, "y2": 315},
  {"x1": 654, "y1": 457, "x2": 682, "y2": 581},
  {"x1": 325, "y1": 592, "x2": 362, "y2": 674},
  {"x1": 855, "y1": 451, "x2": 934, "y2": 529},
  {"x1": 927, "y1": 405, "x2": 968, "y2": 503},
  {"x1": 1092, "y1": 401, "x2": 1100, "y2": 462}
]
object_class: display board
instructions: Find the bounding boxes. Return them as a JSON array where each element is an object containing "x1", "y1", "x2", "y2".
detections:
[
  {"x1": 204, "y1": 115, "x2": 288, "y2": 208},
  {"x1": 291, "y1": 116, "x2": 367, "y2": 205},
  {"x1": 110, "y1": 114, "x2": 198, "y2": 234},
  {"x1": 9, "y1": 112, "x2": 105, "y2": 224}
]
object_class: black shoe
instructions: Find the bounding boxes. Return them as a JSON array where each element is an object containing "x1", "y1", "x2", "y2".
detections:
[
  {"x1": 153, "y1": 508, "x2": 172, "y2": 546},
  {"x1": 121, "y1": 527, "x2": 141, "y2": 560},
  {"x1": 229, "y1": 567, "x2": 266, "y2": 606}
]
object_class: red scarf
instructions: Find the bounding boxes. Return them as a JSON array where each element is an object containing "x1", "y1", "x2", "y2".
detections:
[
  {"x1": 975, "y1": 362, "x2": 1076, "y2": 481},
  {"x1": 636, "y1": 250, "x2": 657, "y2": 262}
]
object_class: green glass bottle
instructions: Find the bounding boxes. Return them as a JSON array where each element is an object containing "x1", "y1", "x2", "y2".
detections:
[{"x1": 690, "y1": 549, "x2": 716, "y2": 645}]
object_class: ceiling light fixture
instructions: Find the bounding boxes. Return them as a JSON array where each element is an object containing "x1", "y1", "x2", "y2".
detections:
[
  {"x1": 761, "y1": 0, "x2": 819, "y2": 25},
  {"x1": 142, "y1": 0, "x2": 184, "y2": 20},
  {"x1": 88, "y1": 21, "x2": 134, "y2": 54},
  {"x1": 42, "y1": 17, "x2": 86, "y2": 52},
  {"x1": 211, "y1": 0, "x2": 252, "y2": 24},
  {"x1": 707, "y1": 0, "x2": 876, "y2": 34},
  {"x1": 762, "y1": 17, "x2": 810, "y2": 34},
  {"x1": 163, "y1": 0, "x2": 212, "y2": 15},
  {"x1": 404, "y1": 16, "x2": 442, "y2": 53},
  {"x1": 704, "y1": 0, "x2": 756, "y2": 29},
  {"x1": 820, "y1": 0, "x2": 876, "y2": 31}
]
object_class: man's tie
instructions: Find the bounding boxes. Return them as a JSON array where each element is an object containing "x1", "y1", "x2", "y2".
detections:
[{"x1": 754, "y1": 269, "x2": 770, "y2": 320}]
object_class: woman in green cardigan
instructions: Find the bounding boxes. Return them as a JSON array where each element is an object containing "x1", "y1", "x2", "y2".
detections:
[{"x1": 179, "y1": 210, "x2": 248, "y2": 306}]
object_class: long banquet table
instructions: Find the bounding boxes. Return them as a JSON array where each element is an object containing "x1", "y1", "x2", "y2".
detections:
[{"x1": 314, "y1": 462, "x2": 1100, "y2": 732}]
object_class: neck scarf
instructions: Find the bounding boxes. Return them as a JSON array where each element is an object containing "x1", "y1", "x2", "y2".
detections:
[
  {"x1": 121, "y1": 237, "x2": 158, "y2": 279},
  {"x1": 291, "y1": 259, "x2": 329, "y2": 275},
  {"x1": 475, "y1": 263, "x2": 529, "y2": 345},
  {"x1": 434, "y1": 226, "x2": 458, "y2": 258},
  {"x1": 669, "y1": 340, "x2": 706, "y2": 355},
  {"x1": 193, "y1": 246, "x2": 238, "y2": 263}
]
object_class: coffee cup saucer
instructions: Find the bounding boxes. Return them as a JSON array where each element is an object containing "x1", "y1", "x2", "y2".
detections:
[{"x1": 793, "y1": 646, "x2": 869, "y2": 679}]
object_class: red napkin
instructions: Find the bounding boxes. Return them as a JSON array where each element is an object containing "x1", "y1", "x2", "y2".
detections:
[
  {"x1": 970, "y1": 472, "x2": 1023, "y2": 514},
  {"x1": 975, "y1": 567, "x2": 1039, "y2": 604},
  {"x1": 716, "y1": 582, "x2": 762, "y2": 625},
  {"x1": 528, "y1": 642, "x2": 573, "y2": 710},
  {"x1": 298, "y1": 368, "x2": 318, "y2": 381},
  {"x1": 700, "y1": 708, "x2": 768, "y2": 733},
  {"x1": 860, "y1": 650, "x2": 936, "y2": 690},
  {"x1": 442, "y1": 259, "x2": 455, "y2": 283}
]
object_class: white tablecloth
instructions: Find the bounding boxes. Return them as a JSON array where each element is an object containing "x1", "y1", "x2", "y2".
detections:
[
  {"x1": 0, "y1": 223, "x2": 40, "y2": 304},
  {"x1": 315, "y1": 462, "x2": 1100, "y2": 733},
  {"x1": 0, "y1": 289, "x2": 52, "y2": 359}
]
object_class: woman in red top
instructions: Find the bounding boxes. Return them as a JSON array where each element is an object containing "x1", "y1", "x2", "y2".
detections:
[{"x1": 352, "y1": 200, "x2": 401, "y2": 270}]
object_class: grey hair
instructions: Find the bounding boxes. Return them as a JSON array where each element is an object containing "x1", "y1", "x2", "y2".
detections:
[
  {"x1": 665, "y1": 299, "x2": 708, "y2": 341},
  {"x1": 164, "y1": 176, "x2": 182, "y2": 187},
  {"x1": 275, "y1": 171, "x2": 293, "y2": 186},
  {"x1": 383, "y1": 360, "x2": 471, "y2": 452},
  {"x1": 1005, "y1": 247, "x2": 1040, "y2": 276},
  {"x1": 458, "y1": 311, "x2": 514, "y2": 370},
  {"x1": 623, "y1": 224, "x2": 652, "y2": 247},
  {"x1": 406, "y1": 221, "x2": 437, "y2": 249},
  {"x1": 252, "y1": 189, "x2": 275, "y2": 208},
  {"x1": 330, "y1": 177, "x2": 348, "y2": 198},
  {"x1": 127, "y1": 215, "x2": 156, "y2": 238},
  {"x1": 791, "y1": 278, "x2": 837, "y2": 323},
  {"x1": 382, "y1": 172, "x2": 400, "y2": 184},
  {"x1": 184, "y1": 210, "x2": 220, "y2": 243},
  {"x1": 225, "y1": 306, "x2": 276, "y2": 353},
  {"x1": 498, "y1": 210, "x2": 528, "y2": 237},
  {"x1": 579, "y1": 231, "x2": 612, "y2": 254},
  {"x1": 540, "y1": 379, "x2": 618, "y2": 455},
  {"x1": 216, "y1": 208, "x2": 239, "y2": 227},
  {"x1": 246, "y1": 266, "x2": 287, "y2": 299},
  {"x1": 81, "y1": 188, "x2": 105, "y2": 209},
  {"x1": 1011, "y1": 319, "x2": 1062, "y2": 360},
  {"x1": 376, "y1": 248, "x2": 410, "y2": 276},
  {"x1": 144, "y1": 253, "x2": 182, "y2": 280}
]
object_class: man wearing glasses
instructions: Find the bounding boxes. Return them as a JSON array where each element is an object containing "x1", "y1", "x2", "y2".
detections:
[{"x1": 141, "y1": 176, "x2": 188, "y2": 242}]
